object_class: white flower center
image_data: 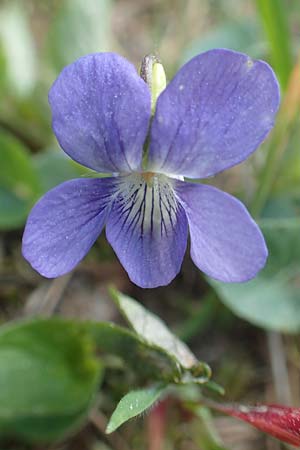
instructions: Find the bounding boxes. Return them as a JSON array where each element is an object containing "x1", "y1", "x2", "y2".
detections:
[{"x1": 114, "y1": 172, "x2": 179, "y2": 237}]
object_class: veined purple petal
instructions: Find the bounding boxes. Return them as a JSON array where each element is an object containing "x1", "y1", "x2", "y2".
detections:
[
  {"x1": 148, "y1": 49, "x2": 280, "y2": 178},
  {"x1": 49, "y1": 53, "x2": 151, "y2": 173},
  {"x1": 22, "y1": 178, "x2": 116, "y2": 277},
  {"x1": 176, "y1": 181, "x2": 267, "y2": 282},
  {"x1": 106, "y1": 174, "x2": 188, "y2": 288}
]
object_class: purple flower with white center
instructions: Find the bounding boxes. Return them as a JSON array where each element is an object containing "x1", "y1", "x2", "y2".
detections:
[{"x1": 22, "y1": 49, "x2": 280, "y2": 288}]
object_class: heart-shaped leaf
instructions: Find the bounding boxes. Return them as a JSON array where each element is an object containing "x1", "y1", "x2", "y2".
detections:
[
  {"x1": 209, "y1": 219, "x2": 300, "y2": 332},
  {"x1": 0, "y1": 319, "x2": 102, "y2": 442}
]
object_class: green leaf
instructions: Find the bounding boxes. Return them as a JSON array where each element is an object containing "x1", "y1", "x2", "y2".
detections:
[
  {"x1": 0, "y1": 187, "x2": 29, "y2": 229},
  {"x1": 106, "y1": 385, "x2": 165, "y2": 434},
  {"x1": 0, "y1": 130, "x2": 41, "y2": 196},
  {"x1": 262, "y1": 195, "x2": 299, "y2": 219},
  {"x1": 256, "y1": 0, "x2": 293, "y2": 88},
  {"x1": 0, "y1": 317, "x2": 183, "y2": 443},
  {"x1": 86, "y1": 321, "x2": 181, "y2": 383},
  {"x1": 0, "y1": 2, "x2": 37, "y2": 96},
  {"x1": 0, "y1": 310, "x2": 217, "y2": 443},
  {"x1": 88, "y1": 314, "x2": 212, "y2": 386},
  {"x1": 181, "y1": 20, "x2": 264, "y2": 65},
  {"x1": 47, "y1": 0, "x2": 112, "y2": 72},
  {"x1": 0, "y1": 319, "x2": 102, "y2": 442},
  {"x1": 110, "y1": 289, "x2": 211, "y2": 383},
  {"x1": 111, "y1": 289, "x2": 197, "y2": 368},
  {"x1": 0, "y1": 130, "x2": 42, "y2": 229},
  {"x1": 33, "y1": 150, "x2": 92, "y2": 192},
  {"x1": 209, "y1": 219, "x2": 300, "y2": 332}
]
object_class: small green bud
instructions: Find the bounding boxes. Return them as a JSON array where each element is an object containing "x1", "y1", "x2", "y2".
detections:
[
  {"x1": 140, "y1": 55, "x2": 167, "y2": 114},
  {"x1": 151, "y1": 62, "x2": 166, "y2": 113}
]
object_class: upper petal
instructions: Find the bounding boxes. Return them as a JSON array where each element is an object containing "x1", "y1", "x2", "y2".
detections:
[
  {"x1": 22, "y1": 177, "x2": 115, "y2": 277},
  {"x1": 106, "y1": 173, "x2": 188, "y2": 288},
  {"x1": 148, "y1": 49, "x2": 280, "y2": 178},
  {"x1": 176, "y1": 181, "x2": 267, "y2": 282},
  {"x1": 49, "y1": 53, "x2": 151, "y2": 173}
]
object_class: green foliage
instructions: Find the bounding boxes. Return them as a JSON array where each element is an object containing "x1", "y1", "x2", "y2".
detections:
[
  {"x1": 0, "y1": 293, "x2": 215, "y2": 443},
  {"x1": 0, "y1": 130, "x2": 42, "y2": 229},
  {"x1": 47, "y1": 0, "x2": 112, "y2": 72},
  {"x1": 33, "y1": 150, "x2": 91, "y2": 192},
  {"x1": 1, "y1": 1, "x2": 300, "y2": 446},
  {"x1": 256, "y1": 0, "x2": 293, "y2": 88},
  {"x1": 209, "y1": 219, "x2": 300, "y2": 333},
  {"x1": 111, "y1": 289, "x2": 197, "y2": 368},
  {"x1": 0, "y1": 130, "x2": 41, "y2": 196},
  {"x1": 0, "y1": 1, "x2": 37, "y2": 96},
  {"x1": 0, "y1": 319, "x2": 102, "y2": 442},
  {"x1": 0, "y1": 187, "x2": 30, "y2": 229},
  {"x1": 110, "y1": 289, "x2": 212, "y2": 383},
  {"x1": 0, "y1": 134, "x2": 98, "y2": 230},
  {"x1": 106, "y1": 385, "x2": 165, "y2": 433},
  {"x1": 86, "y1": 321, "x2": 182, "y2": 383},
  {"x1": 181, "y1": 20, "x2": 265, "y2": 65}
]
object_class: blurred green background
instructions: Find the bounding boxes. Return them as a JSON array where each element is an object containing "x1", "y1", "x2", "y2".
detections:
[{"x1": 0, "y1": 0, "x2": 300, "y2": 449}]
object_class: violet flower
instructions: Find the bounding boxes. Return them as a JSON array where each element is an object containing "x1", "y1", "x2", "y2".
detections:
[{"x1": 22, "y1": 50, "x2": 280, "y2": 288}]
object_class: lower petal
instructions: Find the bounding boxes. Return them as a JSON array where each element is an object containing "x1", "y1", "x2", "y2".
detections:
[
  {"x1": 176, "y1": 181, "x2": 267, "y2": 282},
  {"x1": 22, "y1": 178, "x2": 115, "y2": 277},
  {"x1": 106, "y1": 174, "x2": 188, "y2": 288}
]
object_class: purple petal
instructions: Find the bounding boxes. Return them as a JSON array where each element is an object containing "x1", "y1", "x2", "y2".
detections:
[
  {"x1": 148, "y1": 49, "x2": 280, "y2": 178},
  {"x1": 176, "y1": 181, "x2": 267, "y2": 282},
  {"x1": 22, "y1": 178, "x2": 115, "y2": 277},
  {"x1": 106, "y1": 174, "x2": 188, "y2": 288},
  {"x1": 49, "y1": 53, "x2": 151, "y2": 173}
]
